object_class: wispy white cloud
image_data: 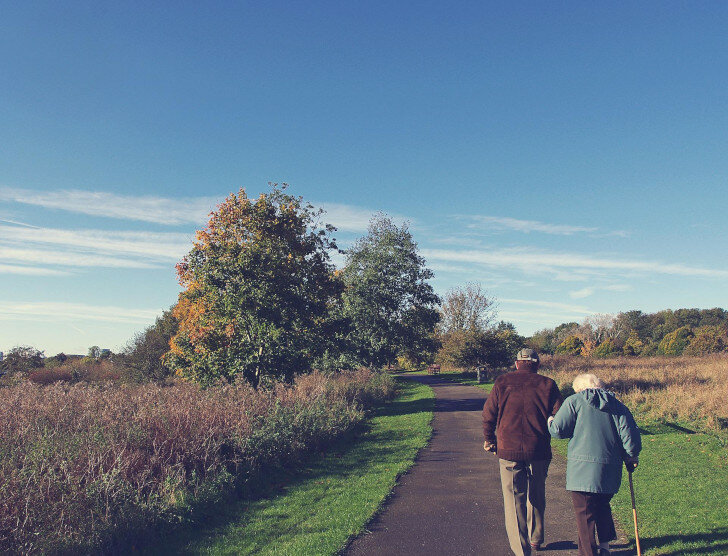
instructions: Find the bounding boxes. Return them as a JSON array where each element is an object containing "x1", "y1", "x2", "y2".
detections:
[
  {"x1": 459, "y1": 215, "x2": 598, "y2": 235},
  {"x1": 421, "y1": 247, "x2": 728, "y2": 279},
  {"x1": 0, "y1": 264, "x2": 70, "y2": 276},
  {"x1": 0, "y1": 187, "x2": 218, "y2": 225},
  {"x1": 315, "y1": 202, "x2": 413, "y2": 234},
  {"x1": 0, "y1": 246, "x2": 159, "y2": 269},
  {"x1": 498, "y1": 299, "x2": 595, "y2": 330},
  {"x1": 315, "y1": 202, "x2": 378, "y2": 233},
  {"x1": 570, "y1": 287, "x2": 595, "y2": 299},
  {"x1": 569, "y1": 283, "x2": 633, "y2": 299},
  {"x1": 0, "y1": 218, "x2": 41, "y2": 228},
  {"x1": 604, "y1": 284, "x2": 632, "y2": 292},
  {"x1": 0, "y1": 301, "x2": 161, "y2": 323},
  {"x1": 0, "y1": 225, "x2": 192, "y2": 260},
  {"x1": 500, "y1": 298, "x2": 593, "y2": 314}
]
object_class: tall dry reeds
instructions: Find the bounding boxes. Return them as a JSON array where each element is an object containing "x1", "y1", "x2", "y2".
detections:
[
  {"x1": 0, "y1": 369, "x2": 395, "y2": 554},
  {"x1": 540, "y1": 353, "x2": 728, "y2": 431}
]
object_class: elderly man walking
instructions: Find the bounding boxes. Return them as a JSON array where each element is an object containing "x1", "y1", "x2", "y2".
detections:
[{"x1": 482, "y1": 348, "x2": 563, "y2": 556}]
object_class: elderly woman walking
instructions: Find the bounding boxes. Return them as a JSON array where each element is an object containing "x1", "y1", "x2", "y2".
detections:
[{"x1": 548, "y1": 373, "x2": 641, "y2": 556}]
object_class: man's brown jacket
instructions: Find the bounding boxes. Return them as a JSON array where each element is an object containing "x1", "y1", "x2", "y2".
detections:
[{"x1": 482, "y1": 367, "x2": 563, "y2": 461}]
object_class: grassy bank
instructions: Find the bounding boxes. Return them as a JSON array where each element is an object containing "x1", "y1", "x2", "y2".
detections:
[
  {"x1": 0, "y1": 370, "x2": 396, "y2": 554},
  {"x1": 148, "y1": 378, "x2": 434, "y2": 555}
]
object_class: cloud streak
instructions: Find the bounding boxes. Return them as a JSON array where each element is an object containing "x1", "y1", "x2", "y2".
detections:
[
  {"x1": 0, "y1": 246, "x2": 160, "y2": 269},
  {"x1": 315, "y1": 202, "x2": 413, "y2": 234},
  {"x1": 0, "y1": 225, "x2": 192, "y2": 260},
  {"x1": 0, "y1": 187, "x2": 219, "y2": 225},
  {"x1": 421, "y1": 247, "x2": 728, "y2": 279},
  {"x1": 457, "y1": 215, "x2": 628, "y2": 238},
  {"x1": 0, "y1": 301, "x2": 161, "y2": 323},
  {"x1": 460, "y1": 215, "x2": 596, "y2": 235},
  {"x1": 0, "y1": 264, "x2": 70, "y2": 276}
]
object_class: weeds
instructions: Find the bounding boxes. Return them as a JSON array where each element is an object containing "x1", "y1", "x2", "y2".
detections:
[{"x1": 0, "y1": 369, "x2": 395, "y2": 554}]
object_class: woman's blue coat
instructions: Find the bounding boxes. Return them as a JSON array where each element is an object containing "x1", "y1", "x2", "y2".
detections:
[{"x1": 549, "y1": 389, "x2": 641, "y2": 494}]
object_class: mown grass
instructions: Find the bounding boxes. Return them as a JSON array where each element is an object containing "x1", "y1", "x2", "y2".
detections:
[
  {"x1": 147, "y1": 379, "x2": 434, "y2": 555},
  {"x1": 552, "y1": 427, "x2": 728, "y2": 555}
]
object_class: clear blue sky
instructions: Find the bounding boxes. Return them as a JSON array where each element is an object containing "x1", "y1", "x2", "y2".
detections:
[{"x1": 2, "y1": 2, "x2": 727, "y2": 355}]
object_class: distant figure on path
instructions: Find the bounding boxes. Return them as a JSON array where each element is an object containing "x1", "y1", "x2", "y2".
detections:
[
  {"x1": 482, "y1": 348, "x2": 563, "y2": 556},
  {"x1": 548, "y1": 373, "x2": 642, "y2": 556}
]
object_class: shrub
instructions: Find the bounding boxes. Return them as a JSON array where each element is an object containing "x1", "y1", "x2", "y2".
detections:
[
  {"x1": 622, "y1": 331, "x2": 645, "y2": 356},
  {"x1": 0, "y1": 369, "x2": 394, "y2": 554},
  {"x1": 657, "y1": 326, "x2": 693, "y2": 356},
  {"x1": 555, "y1": 335, "x2": 584, "y2": 355},
  {"x1": 592, "y1": 339, "x2": 619, "y2": 359},
  {"x1": 684, "y1": 325, "x2": 728, "y2": 356}
]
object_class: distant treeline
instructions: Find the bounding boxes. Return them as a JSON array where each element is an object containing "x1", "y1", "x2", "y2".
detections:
[{"x1": 529, "y1": 308, "x2": 728, "y2": 357}]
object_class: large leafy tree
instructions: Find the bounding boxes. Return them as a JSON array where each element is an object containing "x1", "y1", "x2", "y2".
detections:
[
  {"x1": 341, "y1": 215, "x2": 440, "y2": 367},
  {"x1": 165, "y1": 185, "x2": 342, "y2": 386}
]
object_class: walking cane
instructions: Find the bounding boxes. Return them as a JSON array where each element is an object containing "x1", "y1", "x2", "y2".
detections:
[{"x1": 628, "y1": 469, "x2": 642, "y2": 556}]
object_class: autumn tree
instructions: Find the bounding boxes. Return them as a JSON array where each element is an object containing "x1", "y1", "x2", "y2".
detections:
[
  {"x1": 165, "y1": 185, "x2": 342, "y2": 386},
  {"x1": 341, "y1": 215, "x2": 440, "y2": 367}
]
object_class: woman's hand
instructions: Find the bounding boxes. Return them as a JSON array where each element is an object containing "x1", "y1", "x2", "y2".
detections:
[{"x1": 625, "y1": 457, "x2": 639, "y2": 472}]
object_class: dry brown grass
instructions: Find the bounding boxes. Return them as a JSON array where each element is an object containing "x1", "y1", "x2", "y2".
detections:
[
  {"x1": 0, "y1": 369, "x2": 395, "y2": 554},
  {"x1": 540, "y1": 353, "x2": 728, "y2": 431}
]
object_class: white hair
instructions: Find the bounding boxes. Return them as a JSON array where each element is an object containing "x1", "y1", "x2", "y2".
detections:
[{"x1": 573, "y1": 373, "x2": 604, "y2": 393}]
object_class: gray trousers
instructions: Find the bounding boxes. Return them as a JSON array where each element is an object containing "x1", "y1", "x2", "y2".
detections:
[{"x1": 498, "y1": 458, "x2": 550, "y2": 556}]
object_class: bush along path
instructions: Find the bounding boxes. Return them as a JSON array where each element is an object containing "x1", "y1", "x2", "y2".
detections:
[
  {"x1": 142, "y1": 378, "x2": 434, "y2": 555},
  {"x1": 345, "y1": 375, "x2": 633, "y2": 556}
]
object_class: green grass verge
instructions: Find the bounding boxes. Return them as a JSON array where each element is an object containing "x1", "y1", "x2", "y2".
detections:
[{"x1": 146, "y1": 379, "x2": 434, "y2": 555}]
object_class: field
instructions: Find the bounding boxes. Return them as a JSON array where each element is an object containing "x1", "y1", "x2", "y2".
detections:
[
  {"x1": 0, "y1": 369, "x2": 396, "y2": 554},
  {"x1": 539, "y1": 353, "x2": 728, "y2": 433}
]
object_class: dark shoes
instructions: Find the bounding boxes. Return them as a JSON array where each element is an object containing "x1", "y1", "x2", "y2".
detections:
[{"x1": 530, "y1": 543, "x2": 542, "y2": 552}]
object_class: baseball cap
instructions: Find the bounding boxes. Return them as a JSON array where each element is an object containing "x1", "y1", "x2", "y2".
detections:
[{"x1": 516, "y1": 348, "x2": 539, "y2": 362}]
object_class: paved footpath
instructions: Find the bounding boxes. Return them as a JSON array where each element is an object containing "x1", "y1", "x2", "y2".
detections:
[{"x1": 345, "y1": 374, "x2": 631, "y2": 556}]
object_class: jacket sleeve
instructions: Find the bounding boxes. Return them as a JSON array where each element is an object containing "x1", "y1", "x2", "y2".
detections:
[
  {"x1": 549, "y1": 380, "x2": 563, "y2": 416},
  {"x1": 616, "y1": 405, "x2": 642, "y2": 458},
  {"x1": 549, "y1": 397, "x2": 576, "y2": 439},
  {"x1": 482, "y1": 382, "x2": 499, "y2": 444}
]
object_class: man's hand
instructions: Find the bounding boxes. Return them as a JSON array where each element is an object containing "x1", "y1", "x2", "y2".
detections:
[
  {"x1": 483, "y1": 440, "x2": 496, "y2": 453},
  {"x1": 625, "y1": 457, "x2": 639, "y2": 472},
  {"x1": 547, "y1": 416, "x2": 555, "y2": 427}
]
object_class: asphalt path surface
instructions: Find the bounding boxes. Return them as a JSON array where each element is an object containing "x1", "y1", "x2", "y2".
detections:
[{"x1": 344, "y1": 374, "x2": 632, "y2": 556}]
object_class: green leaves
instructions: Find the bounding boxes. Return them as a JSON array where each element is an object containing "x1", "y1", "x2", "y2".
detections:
[
  {"x1": 341, "y1": 216, "x2": 440, "y2": 367},
  {"x1": 167, "y1": 185, "x2": 342, "y2": 386}
]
